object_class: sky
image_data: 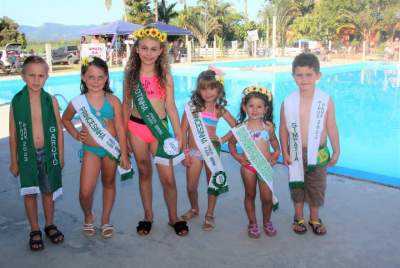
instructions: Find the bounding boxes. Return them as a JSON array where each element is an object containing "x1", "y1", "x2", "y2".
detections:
[{"x1": 0, "y1": 0, "x2": 266, "y2": 27}]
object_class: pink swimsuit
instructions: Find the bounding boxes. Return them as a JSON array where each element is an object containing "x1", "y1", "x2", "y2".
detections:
[{"x1": 128, "y1": 75, "x2": 167, "y2": 144}]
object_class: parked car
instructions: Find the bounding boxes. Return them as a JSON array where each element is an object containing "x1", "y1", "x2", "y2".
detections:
[
  {"x1": 0, "y1": 43, "x2": 23, "y2": 74},
  {"x1": 51, "y1": 45, "x2": 80, "y2": 65}
]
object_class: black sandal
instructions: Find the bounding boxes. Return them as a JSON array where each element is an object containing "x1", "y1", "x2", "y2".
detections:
[
  {"x1": 44, "y1": 224, "x2": 64, "y2": 244},
  {"x1": 136, "y1": 221, "x2": 152, "y2": 235},
  {"x1": 170, "y1": 221, "x2": 189, "y2": 236},
  {"x1": 292, "y1": 218, "x2": 307, "y2": 235},
  {"x1": 29, "y1": 230, "x2": 44, "y2": 251},
  {"x1": 308, "y1": 218, "x2": 327, "y2": 236}
]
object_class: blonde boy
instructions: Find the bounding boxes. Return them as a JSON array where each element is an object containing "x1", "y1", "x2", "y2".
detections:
[{"x1": 9, "y1": 56, "x2": 64, "y2": 250}]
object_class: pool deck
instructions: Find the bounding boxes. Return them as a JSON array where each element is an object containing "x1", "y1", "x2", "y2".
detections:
[{"x1": 0, "y1": 134, "x2": 399, "y2": 268}]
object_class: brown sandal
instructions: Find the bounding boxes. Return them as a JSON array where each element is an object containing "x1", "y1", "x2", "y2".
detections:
[
  {"x1": 202, "y1": 215, "x2": 215, "y2": 231},
  {"x1": 181, "y1": 209, "x2": 199, "y2": 221}
]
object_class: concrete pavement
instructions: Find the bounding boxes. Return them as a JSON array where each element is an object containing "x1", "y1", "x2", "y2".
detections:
[{"x1": 0, "y1": 134, "x2": 399, "y2": 268}]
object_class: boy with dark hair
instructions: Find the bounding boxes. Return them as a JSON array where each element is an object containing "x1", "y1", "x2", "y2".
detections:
[
  {"x1": 9, "y1": 56, "x2": 64, "y2": 251},
  {"x1": 280, "y1": 53, "x2": 340, "y2": 236}
]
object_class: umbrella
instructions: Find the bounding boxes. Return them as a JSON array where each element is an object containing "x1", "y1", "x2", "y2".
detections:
[
  {"x1": 81, "y1": 20, "x2": 142, "y2": 36},
  {"x1": 145, "y1": 22, "x2": 192, "y2": 36}
]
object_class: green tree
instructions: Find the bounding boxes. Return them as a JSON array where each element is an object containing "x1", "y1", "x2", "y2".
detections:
[
  {"x1": 0, "y1": 17, "x2": 27, "y2": 48},
  {"x1": 158, "y1": 0, "x2": 178, "y2": 24},
  {"x1": 261, "y1": 0, "x2": 301, "y2": 46},
  {"x1": 125, "y1": 0, "x2": 153, "y2": 24}
]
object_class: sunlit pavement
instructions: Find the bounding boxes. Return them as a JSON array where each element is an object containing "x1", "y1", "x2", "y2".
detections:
[{"x1": 0, "y1": 133, "x2": 399, "y2": 268}]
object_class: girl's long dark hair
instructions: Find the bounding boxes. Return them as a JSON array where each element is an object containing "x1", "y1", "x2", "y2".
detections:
[
  {"x1": 238, "y1": 92, "x2": 274, "y2": 125},
  {"x1": 80, "y1": 56, "x2": 112, "y2": 94},
  {"x1": 191, "y1": 70, "x2": 227, "y2": 113}
]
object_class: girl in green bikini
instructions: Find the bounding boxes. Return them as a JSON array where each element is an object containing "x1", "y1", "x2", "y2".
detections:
[{"x1": 62, "y1": 57, "x2": 130, "y2": 238}]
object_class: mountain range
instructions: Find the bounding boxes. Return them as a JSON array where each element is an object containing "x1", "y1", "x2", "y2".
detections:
[{"x1": 18, "y1": 23, "x2": 97, "y2": 41}]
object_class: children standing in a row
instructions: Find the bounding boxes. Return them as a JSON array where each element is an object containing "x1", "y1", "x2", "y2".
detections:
[{"x1": 9, "y1": 42, "x2": 339, "y2": 252}]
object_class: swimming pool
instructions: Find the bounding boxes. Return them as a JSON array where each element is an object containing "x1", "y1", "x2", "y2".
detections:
[
  {"x1": 195, "y1": 58, "x2": 292, "y2": 69},
  {"x1": 1, "y1": 62, "x2": 399, "y2": 186}
]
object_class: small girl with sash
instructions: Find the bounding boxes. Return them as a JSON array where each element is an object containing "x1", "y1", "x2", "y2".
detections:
[
  {"x1": 229, "y1": 86, "x2": 280, "y2": 239},
  {"x1": 279, "y1": 53, "x2": 340, "y2": 236},
  {"x1": 181, "y1": 68, "x2": 236, "y2": 231},
  {"x1": 62, "y1": 57, "x2": 131, "y2": 238},
  {"x1": 9, "y1": 56, "x2": 64, "y2": 251},
  {"x1": 122, "y1": 27, "x2": 188, "y2": 236}
]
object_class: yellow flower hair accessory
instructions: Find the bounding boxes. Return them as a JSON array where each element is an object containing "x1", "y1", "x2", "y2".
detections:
[
  {"x1": 81, "y1": 56, "x2": 94, "y2": 67},
  {"x1": 243, "y1": 85, "x2": 272, "y2": 102},
  {"x1": 133, "y1": 27, "x2": 167, "y2": 43},
  {"x1": 208, "y1": 64, "x2": 225, "y2": 85}
]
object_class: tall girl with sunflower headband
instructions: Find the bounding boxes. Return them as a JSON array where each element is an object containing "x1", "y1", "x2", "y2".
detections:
[{"x1": 122, "y1": 27, "x2": 189, "y2": 236}]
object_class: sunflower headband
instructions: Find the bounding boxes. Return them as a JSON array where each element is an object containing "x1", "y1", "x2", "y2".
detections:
[
  {"x1": 81, "y1": 56, "x2": 94, "y2": 67},
  {"x1": 243, "y1": 85, "x2": 272, "y2": 102},
  {"x1": 133, "y1": 27, "x2": 167, "y2": 43}
]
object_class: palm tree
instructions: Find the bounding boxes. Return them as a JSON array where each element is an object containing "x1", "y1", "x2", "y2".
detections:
[
  {"x1": 158, "y1": 0, "x2": 179, "y2": 24},
  {"x1": 183, "y1": 5, "x2": 222, "y2": 47}
]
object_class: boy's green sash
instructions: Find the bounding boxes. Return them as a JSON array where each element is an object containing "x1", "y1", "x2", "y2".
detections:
[
  {"x1": 11, "y1": 86, "x2": 62, "y2": 200},
  {"x1": 232, "y1": 123, "x2": 278, "y2": 210},
  {"x1": 131, "y1": 81, "x2": 184, "y2": 166}
]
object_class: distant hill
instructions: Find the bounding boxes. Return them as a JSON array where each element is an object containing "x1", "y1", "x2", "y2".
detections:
[{"x1": 19, "y1": 23, "x2": 97, "y2": 42}]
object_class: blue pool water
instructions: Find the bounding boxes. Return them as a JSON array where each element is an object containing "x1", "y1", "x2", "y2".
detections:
[
  {"x1": 1, "y1": 62, "x2": 399, "y2": 186},
  {"x1": 196, "y1": 58, "x2": 292, "y2": 68}
]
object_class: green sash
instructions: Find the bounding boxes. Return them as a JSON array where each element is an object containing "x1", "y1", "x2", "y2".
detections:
[
  {"x1": 131, "y1": 81, "x2": 184, "y2": 166},
  {"x1": 12, "y1": 86, "x2": 62, "y2": 199},
  {"x1": 232, "y1": 123, "x2": 278, "y2": 210}
]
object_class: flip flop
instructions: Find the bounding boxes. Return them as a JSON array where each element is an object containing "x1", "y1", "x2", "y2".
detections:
[{"x1": 247, "y1": 224, "x2": 260, "y2": 239}]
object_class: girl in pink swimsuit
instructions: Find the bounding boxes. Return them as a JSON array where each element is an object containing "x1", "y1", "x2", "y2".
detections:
[
  {"x1": 180, "y1": 69, "x2": 236, "y2": 231},
  {"x1": 122, "y1": 27, "x2": 188, "y2": 237},
  {"x1": 228, "y1": 86, "x2": 280, "y2": 239}
]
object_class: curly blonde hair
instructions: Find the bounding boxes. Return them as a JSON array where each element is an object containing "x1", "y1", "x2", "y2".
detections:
[{"x1": 123, "y1": 31, "x2": 170, "y2": 98}]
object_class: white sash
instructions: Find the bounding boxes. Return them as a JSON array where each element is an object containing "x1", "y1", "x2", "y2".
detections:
[
  {"x1": 184, "y1": 101, "x2": 228, "y2": 196},
  {"x1": 284, "y1": 89, "x2": 329, "y2": 188},
  {"x1": 71, "y1": 95, "x2": 133, "y2": 179},
  {"x1": 232, "y1": 124, "x2": 278, "y2": 209}
]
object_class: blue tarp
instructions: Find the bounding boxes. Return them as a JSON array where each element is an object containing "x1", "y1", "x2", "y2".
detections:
[
  {"x1": 145, "y1": 22, "x2": 192, "y2": 36},
  {"x1": 81, "y1": 20, "x2": 142, "y2": 36}
]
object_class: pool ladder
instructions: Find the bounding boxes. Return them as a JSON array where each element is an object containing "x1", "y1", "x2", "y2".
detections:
[{"x1": 54, "y1": 93, "x2": 69, "y2": 111}]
